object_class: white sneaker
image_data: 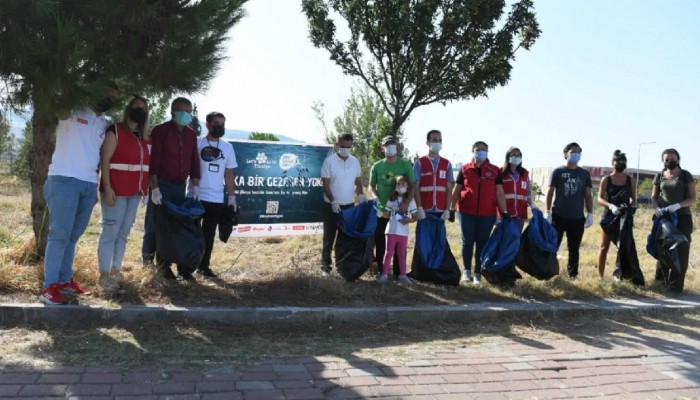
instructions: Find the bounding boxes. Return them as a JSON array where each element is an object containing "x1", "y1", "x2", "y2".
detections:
[
  {"x1": 473, "y1": 274, "x2": 482, "y2": 285},
  {"x1": 461, "y1": 270, "x2": 472, "y2": 282},
  {"x1": 378, "y1": 274, "x2": 389, "y2": 284},
  {"x1": 397, "y1": 275, "x2": 413, "y2": 285}
]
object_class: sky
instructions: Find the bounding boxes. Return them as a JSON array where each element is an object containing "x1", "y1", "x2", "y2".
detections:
[{"x1": 12, "y1": 0, "x2": 696, "y2": 173}]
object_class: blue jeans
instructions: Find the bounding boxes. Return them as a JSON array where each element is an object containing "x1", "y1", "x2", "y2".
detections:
[
  {"x1": 142, "y1": 179, "x2": 186, "y2": 262},
  {"x1": 458, "y1": 213, "x2": 497, "y2": 275},
  {"x1": 43, "y1": 175, "x2": 98, "y2": 288},
  {"x1": 98, "y1": 195, "x2": 141, "y2": 273}
]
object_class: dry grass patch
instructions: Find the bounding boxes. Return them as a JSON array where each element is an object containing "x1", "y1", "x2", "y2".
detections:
[{"x1": 0, "y1": 169, "x2": 698, "y2": 307}]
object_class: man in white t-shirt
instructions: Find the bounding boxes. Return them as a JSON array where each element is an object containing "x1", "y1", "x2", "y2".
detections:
[
  {"x1": 188, "y1": 111, "x2": 237, "y2": 277},
  {"x1": 40, "y1": 83, "x2": 119, "y2": 305},
  {"x1": 320, "y1": 133, "x2": 364, "y2": 275}
]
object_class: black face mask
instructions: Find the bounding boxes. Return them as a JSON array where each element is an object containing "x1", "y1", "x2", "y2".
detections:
[
  {"x1": 128, "y1": 107, "x2": 148, "y2": 124},
  {"x1": 209, "y1": 125, "x2": 225, "y2": 138},
  {"x1": 614, "y1": 164, "x2": 626, "y2": 173},
  {"x1": 664, "y1": 160, "x2": 679, "y2": 170},
  {"x1": 95, "y1": 97, "x2": 114, "y2": 113}
]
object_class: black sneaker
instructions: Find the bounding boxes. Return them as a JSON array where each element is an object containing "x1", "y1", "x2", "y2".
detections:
[
  {"x1": 198, "y1": 268, "x2": 217, "y2": 278},
  {"x1": 177, "y1": 273, "x2": 197, "y2": 282}
]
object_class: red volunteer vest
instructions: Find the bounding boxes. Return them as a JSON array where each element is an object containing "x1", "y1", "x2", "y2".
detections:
[
  {"x1": 500, "y1": 169, "x2": 529, "y2": 219},
  {"x1": 418, "y1": 156, "x2": 450, "y2": 211},
  {"x1": 458, "y1": 161, "x2": 499, "y2": 216},
  {"x1": 104, "y1": 124, "x2": 150, "y2": 196}
]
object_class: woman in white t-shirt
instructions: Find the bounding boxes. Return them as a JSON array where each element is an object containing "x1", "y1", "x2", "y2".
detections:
[{"x1": 379, "y1": 175, "x2": 417, "y2": 284}]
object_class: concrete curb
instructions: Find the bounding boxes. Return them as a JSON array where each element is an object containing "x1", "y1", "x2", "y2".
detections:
[{"x1": 1, "y1": 295, "x2": 699, "y2": 326}]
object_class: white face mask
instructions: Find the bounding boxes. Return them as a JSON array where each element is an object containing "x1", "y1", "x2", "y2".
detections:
[
  {"x1": 384, "y1": 144, "x2": 397, "y2": 157},
  {"x1": 509, "y1": 156, "x2": 522, "y2": 166},
  {"x1": 338, "y1": 147, "x2": 351, "y2": 157},
  {"x1": 397, "y1": 186, "x2": 407, "y2": 194},
  {"x1": 430, "y1": 142, "x2": 442, "y2": 153}
]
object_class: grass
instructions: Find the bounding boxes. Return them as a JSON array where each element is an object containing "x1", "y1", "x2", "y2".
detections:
[{"x1": 0, "y1": 164, "x2": 697, "y2": 307}]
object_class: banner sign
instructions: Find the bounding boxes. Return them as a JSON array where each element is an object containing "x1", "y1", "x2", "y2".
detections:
[{"x1": 228, "y1": 140, "x2": 333, "y2": 237}]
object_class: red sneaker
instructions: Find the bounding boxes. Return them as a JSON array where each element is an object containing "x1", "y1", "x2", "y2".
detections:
[
  {"x1": 39, "y1": 284, "x2": 67, "y2": 305},
  {"x1": 60, "y1": 279, "x2": 91, "y2": 296}
]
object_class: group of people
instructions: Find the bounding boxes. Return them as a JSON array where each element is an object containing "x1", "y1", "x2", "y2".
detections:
[
  {"x1": 39, "y1": 86, "x2": 237, "y2": 305},
  {"x1": 321, "y1": 133, "x2": 696, "y2": 293}
]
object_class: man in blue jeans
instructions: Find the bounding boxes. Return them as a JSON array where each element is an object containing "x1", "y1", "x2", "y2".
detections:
[
  {"x1": 40, "y1": 84, "x2": 119, "y2": 305},
  {"x1": 143, "y1": 97, "x2": 200, "y2": 279}
]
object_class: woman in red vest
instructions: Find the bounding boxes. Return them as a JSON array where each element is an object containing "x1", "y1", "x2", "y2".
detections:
[
  {"x1": 496, "y1": 147, "x2": 533, "y2": 231},
  {"x1": 97, "y1": 96, "x2": 151, "y2": 291},
  {"x1": 450, "y1": 141, "x2": 499, "y2": 284}
]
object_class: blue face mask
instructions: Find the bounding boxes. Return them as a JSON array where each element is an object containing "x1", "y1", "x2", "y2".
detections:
[
  {"x1": 474, "y1": 150, "x2": 488, "y2": 162},
  {"x1": 173, "y1": 111, "x2": 193, "y2": 127},
  {"x1": 568, "y1": 152, "x2": 581, "y2": 164}
]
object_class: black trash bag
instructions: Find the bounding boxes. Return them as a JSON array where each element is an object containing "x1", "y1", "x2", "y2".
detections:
[
  {"x1": 408, "y1": 214, "x2": 461, "y2": 286},
  {"x1": 218, "y1": 205, "x2": 238, "y2": 243},
  {"x1": 600, "y1": 205, "x2": 645, "y2": 286},
  {"x1": 515, "y1": 225, "x2": 560, "y2": 280},
  {"x1": 156, "y1": 198, "x2": 206, "y2": 274},
  {"x1": 480, "y1": 218, "x2": 523, "y2": 286},
  {"x1": 647, "y1": 212, "x2": 688, "y2": 277},
  {"x1": 335, "y1": 201, "x2": 377, "y2": 282}
]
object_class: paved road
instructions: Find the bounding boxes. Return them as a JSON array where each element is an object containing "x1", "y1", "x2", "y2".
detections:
[{"x1": 1, "y1": 328, "x2": 698, "y2": 399}]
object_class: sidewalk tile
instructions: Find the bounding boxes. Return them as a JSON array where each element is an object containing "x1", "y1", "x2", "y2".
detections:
[
  {"x1": 235, "y1": 380, "x2": 274, "y2": 390},
  {"x1": 111, "y1": 383, "x2": 153, "y2": 395},
  {"x1": 0, "y1": 384, "x2": 21, "y2": 397},
  {"x1": 0, "y1": 372, "x2": 39, "y2": 384},
  {"x1": 273, "y1": 379, "x2": 313, "y2": 389},
  {"x1": 242, "y1": 389, "x2": 285, "y2": 400},
  {"x1": 66, "y1": 383, "x2": 112, "y2": 396},
  {"x1": 196, "y1": 381, "x2": 237, "y2": 393},
  {"x1": 37, "y1": 373, "x2": 81, "y2": 384},
  {"x1": 82, "y1": 372, "x2": 123, "y2": 383},
  {"x1": 346, "y1": 367, "x2": 383, "y2": 377},
  {"x1": 283, "y1": 388, "x2": 325, "y2": 399},
  {"x1": 201, "y1": 393, "x2": 243, "y2": 400},
  {"x1": 18, "y1": 384, "x2": 67, "y2": 396},
  {"x1": 272, "y1": 364, "x2": 307, "y2": 373},
  {"x1": 152, "y1": 382, "x2": 195, "y2": 394}
]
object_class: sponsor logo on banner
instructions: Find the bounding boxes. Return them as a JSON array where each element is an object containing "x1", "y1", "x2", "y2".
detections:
[
  {"x1": 246, "y1": 152, "x2": 276, "y2": 169},
  {"x1": 238, "y1": 226, "x2": 251, "y2": 233},
  {"x1": 279, "y1": 153, "x2": 300, "y2": 170},
  {"x1": 293, "y1": 225, "x2": 305, "y2": 231}
]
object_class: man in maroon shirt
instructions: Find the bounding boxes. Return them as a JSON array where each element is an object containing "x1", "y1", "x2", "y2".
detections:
[{"x1": 142, "y1": 97, "x2": 201, "y2": 280}]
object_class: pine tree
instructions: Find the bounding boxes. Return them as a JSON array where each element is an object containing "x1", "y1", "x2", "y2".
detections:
[{"x1": 0, "y1": 0, "x2": 248, "y2": 256}]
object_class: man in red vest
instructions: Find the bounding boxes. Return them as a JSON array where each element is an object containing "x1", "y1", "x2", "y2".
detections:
[{"x1": 414, "y1": 130, "x2": 454, "y2": 221}]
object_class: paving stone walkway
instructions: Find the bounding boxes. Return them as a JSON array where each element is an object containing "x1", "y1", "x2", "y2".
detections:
[{"x1": 1, "y1": 328, "x2": 699, "y2": 400}]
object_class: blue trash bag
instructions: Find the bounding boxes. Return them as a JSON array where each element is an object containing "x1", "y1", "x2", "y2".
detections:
[
  {"x1": 335, "y1": 201, "x2": 378, "y2": 281},
  {"x1": 408, "y1": 214, "x2": 461, "y2": 286},
  {"x1": 156, "y1": 198, "x2": 206, "y2": 273},
  {"x1": 515, "y1": 208, "x2": 559, "y2": 280},
  {"x1": 480, "y1": 217, "x2": 523, "y2": 285}
]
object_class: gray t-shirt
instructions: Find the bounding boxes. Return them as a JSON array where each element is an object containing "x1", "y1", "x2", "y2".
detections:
[{"x1": 549, "y1": 166, "x2": 592, "y2": 219}]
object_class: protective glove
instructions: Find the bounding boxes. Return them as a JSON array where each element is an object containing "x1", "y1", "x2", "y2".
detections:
[
  {"x1": 151, "y1": 188, "x2": 163, "y2": 205},
  {"x1": 501, "y1": 212, "x2": 511, "y2": 220},
  {"x1": 544, "y1": 210, "x2": 552, "y2": 224},
  {"x1": 331, "y1": 201, "x2": 341, "y2": 213},
  {"x1": 376, "y1": 208, "x2": 385, "y2": 218},
  {"x1": 357, "y1": 194, "x2": 367, "y2": 203},
  {"x1": 608, "y1": 204, "x2": 621, "y2": 216},
  {"x1": 228, "y1": 195, "x2": 238, "y2": 212},
  {"x1": 655, "y1": 207, "x2": 664, "y2": 217},
  {"x1": 193, "y1": 186, "x2": 200, "y2": 201},
  {"x1": 416, "y1": 207, "x2": 427, "y2": 220},
  {"x1": 441, "y1": 209, "x2": 450, "y2": 221},
  {"x1": 667, "y1": 203, "x2": 682, "y2": 213},
  {"x1": 448, "y1": 210, "x2": 456, "y2": 223},
  {"x1": 585, "y1": 212, "x2": 593, "y2": 228}
]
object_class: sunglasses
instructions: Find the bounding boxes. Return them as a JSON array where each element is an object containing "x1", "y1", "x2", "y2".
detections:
[{"x1": 200, "y1": 146, "x2": 224, "y2": 162}]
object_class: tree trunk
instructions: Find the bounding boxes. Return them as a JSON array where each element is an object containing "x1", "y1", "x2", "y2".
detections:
[{"x1": 30, "y1": 112, "x2": 57, "y2": 258}]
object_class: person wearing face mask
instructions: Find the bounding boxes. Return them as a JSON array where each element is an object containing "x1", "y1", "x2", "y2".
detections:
[
  {"x1": 596, "y1": 150, "x2": 637, "y2": 280},
  {"x1": 320, "y1": 133, "x2": 364, "y2": 276},
  {"x1": 450, "y1": 141, "x2": 499, "y2": 284},
  {"x1": 96, "y1": 95, "x2": 151, "y2": 292},
  {"x1": 39, "y1": 83, "x2": 119, "y2": 305},
  {"x1": 496, "y1": 147, "x2": 534, "y2": 231},
  {"x1": 369, "y1": 135, "x2": 416, "y2": 278},
  {"x1": 651, "y1": 148, "x2": 696, "y2": 293},
  {"x1": 545, "y1": 142, "x2": 593, "y2": 280},
  {"x1": 185, "y1": 112, "x2": 238, "y2": 278},
  {"x1": 143, "y1": 97, "x2": 201, "y2": 280},
  {"x1": 414, "y1": 130, "x2": 454, "y2": 222}
]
